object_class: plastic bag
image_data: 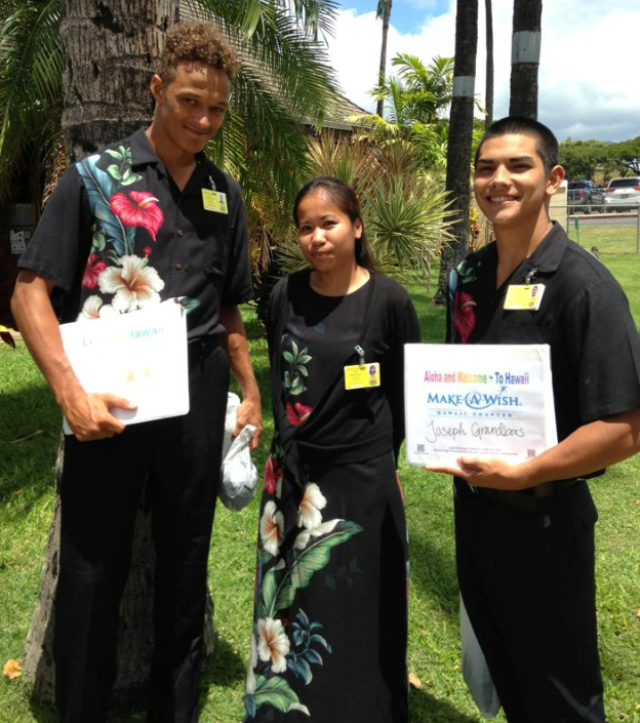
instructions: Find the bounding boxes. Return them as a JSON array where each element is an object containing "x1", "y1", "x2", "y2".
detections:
[
  {"x1": 460, "y1": 594, "x2": 501, "y2": 718},
  {"x1": 219, "y1": 393, "x2": 258, "y2": 512},
  {"x1": 222, "y1": 393, "x2": 240, "y2": 459}
]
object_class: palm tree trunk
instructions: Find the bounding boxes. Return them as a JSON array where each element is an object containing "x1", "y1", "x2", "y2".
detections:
[
  {"x1": 21, "y1": 0, "x2": 215, "y2": 706},
  {"x1": 60, "y1": 0, "x2": 177, "y2": 158},
  {"x1": 484, "y1": 0, "x2": 493, "y2": 128},
  {"x1": 509, "y1": 0, "x2": 541, "y2": 119},
  {"x1": 376, "y1": 0, "x2": 393, "y2": 118},
  {"x1": 434, "y1": 0, "x2": 478, "y2": 304}
]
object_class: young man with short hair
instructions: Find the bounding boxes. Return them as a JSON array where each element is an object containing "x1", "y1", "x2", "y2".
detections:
[
  {"x1": 430, "y1": 117, "x2": 640, "y2": 722},
  {"x1": 12, "y1": 22, "x2": 261, "y2": 723}
]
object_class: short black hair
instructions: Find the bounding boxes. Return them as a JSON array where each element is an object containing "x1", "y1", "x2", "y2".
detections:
[{"x1": 475, "y1": 116, "x2": 560, "y2": 173}]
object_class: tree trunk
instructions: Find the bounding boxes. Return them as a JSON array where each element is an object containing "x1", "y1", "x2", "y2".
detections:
[
  {"x1": 376, "y1": 0, "x2": 393, "y2": 118},
  {"x1": 60, "y1": 0, "x2": 177, "y2": 159},
  {"x1": 484, "y1": 0, "x2": 493, "y2": 128},
  {"x1": 434, "y1": 0, "x2": 478, "y2": 304},
  {"x1": 509, "y1": 0, "x2": 541, "y2": 119},
  {"x1": 23, "y1": 0, "x2": 215, "y2": 706}
]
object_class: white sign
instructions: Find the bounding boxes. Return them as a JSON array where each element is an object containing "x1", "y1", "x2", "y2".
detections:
[
  {"x1": 404, "y1": 344, "x2": 557, "y2": 466},
  {"x1": 60, "y1": 299, "x2": 189, "y2": 433}
]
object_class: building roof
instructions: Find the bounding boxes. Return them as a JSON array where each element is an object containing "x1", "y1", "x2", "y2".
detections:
[{"x1": 305, "y1": 92, "x2": 370, "y2": 132}]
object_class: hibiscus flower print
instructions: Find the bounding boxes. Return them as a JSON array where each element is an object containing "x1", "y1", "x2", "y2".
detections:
[
  {"x1": 263, "y1": 456, "x2": 283, "y2": 496},
  {"x1": 260, "y1": 501, "x2": 284, "y2": 556},
  {"x1": 110, "y1": 190, "x2": 164, "y2": 242},
  {"x1": 98, "y1": 254, "x2": 165, "y2": 313},
  {"x1": 82, "y1": 253, "x2": 107, "y2": 289},
  {"x1": 297, "y1": 482, "x2": 327, "y2": 529},
  {"x1": 294, "y1": 519, "x2": 339, "y2": 550},
  {"x1": 256, "y1": 617, "x2": 290, "y2": 674},
  {"x1": 285, "y1": 402, "x2": 313, "y2": 426},
  {"x1": 453, "y1": 290, "x2": 477, "y2": 344},
  {"x1": 79, "y1": 295, "x2": 117, "y2": 321}
]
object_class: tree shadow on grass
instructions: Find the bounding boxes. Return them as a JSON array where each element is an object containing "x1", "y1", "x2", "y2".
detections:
[
  {"x1": 242, "y1": 313, "x2": 267, "y2": 341},
  {"x1": 410, "y1": 686, "x2": 481, "y2": 723},
  {"x1": 0, "y1": 385, "x2": 60, "y2": 513},
  {"x1": 405, "y1": 475, "x2": 460, "y2": 616},
  {"x1": 27, "y1": 694, "x2": 59, "y2": 723},
  {"x1": 200, "y1": 634, "x2": 247, "y2": 689},
  {"x1": 409, "y1": 529, "x2": 460, "y2": 618}
]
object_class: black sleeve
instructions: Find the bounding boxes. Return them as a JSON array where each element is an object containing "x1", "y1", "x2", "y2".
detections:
[
  {"x1": 566, "y1": 278, "x2": 640, "y2": 423},
  {"x1": 220, "y1": 176, "x2": 254, "y2": 306},
  {"x1": 388, "y1": 286, "x2": 422, "y2": 462},
  {"x1": 18, "y1": 165, "x2": 92, "y2": 293}
]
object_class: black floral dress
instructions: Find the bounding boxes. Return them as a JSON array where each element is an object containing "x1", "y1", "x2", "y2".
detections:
[{"x1": 244, "y1": 272, "x2": 420, "y2": 723}]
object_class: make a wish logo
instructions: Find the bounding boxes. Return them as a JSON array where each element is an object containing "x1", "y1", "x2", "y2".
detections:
[{"x1": 426, "y1": 390, "x2": 522, "y2": 410}]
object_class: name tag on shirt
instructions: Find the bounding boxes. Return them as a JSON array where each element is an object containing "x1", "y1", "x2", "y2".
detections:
[
  {"x1": 202, "y1": 189, "x2": 228, "y2": 214},
  {"x1": 504, "y1": 284, "x2": 546, "y2": 311},
  {"x1": 344, "y1": 363, "x2": 381, "y2": 390}
]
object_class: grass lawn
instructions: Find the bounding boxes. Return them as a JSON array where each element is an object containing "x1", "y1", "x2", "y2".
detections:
[
  {"x1": 565, "y1": 217, "x2": 640, "y2": 256},
  {"x1": 1, "y1": 253, "x2": 639, "y2": 723}
]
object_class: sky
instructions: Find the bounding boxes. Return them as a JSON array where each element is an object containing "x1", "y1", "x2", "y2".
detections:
[{"x1": 326, "y1": 0, "x2": 640, "y2": 142}]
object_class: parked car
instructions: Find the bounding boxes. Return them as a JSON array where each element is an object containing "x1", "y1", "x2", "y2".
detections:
[
  {"x1": 603, "y1": 177, "x2": 640, "y2": 211},
  {"x1": 567, "y1": 180, "x2": 604, "y2": 213}
]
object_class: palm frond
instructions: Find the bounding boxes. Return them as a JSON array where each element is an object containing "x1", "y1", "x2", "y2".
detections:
[
  {"x1": 365, "y1": 174, "x2": 455, "y2": 279},
  {"x1": 306, "y1": 132, "x2": 382, "y2": 198},
  {"x1": 0, "y1": 0, "x2": 62, "y2": 198},
  {"x1": 197, "y1": 0, "x2": 338, "y2": 44},
  {"x1": 212, "y1": 3, "x2": 339, "y2": 121},
  {"x1": 278, "y1": 137, "x2": 456, "y2": 283}
]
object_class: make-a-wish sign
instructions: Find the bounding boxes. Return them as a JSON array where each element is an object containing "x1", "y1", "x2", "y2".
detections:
[{"x1": 404, "y1": 344, "x2": 557, "y2": 467}]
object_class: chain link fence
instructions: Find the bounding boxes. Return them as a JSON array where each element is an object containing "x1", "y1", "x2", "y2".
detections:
[
  {"x1": 472, "y1": 205, "x2": 640, "y2": 255},
  {"x1": 552, "y1": 207, "x2": 640, "y2": 255}
]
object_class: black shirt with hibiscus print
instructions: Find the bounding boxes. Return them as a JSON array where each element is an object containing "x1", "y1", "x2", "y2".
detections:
[
  {"x1": 19, "y1": 128, "x2": 253, "y2": 339},
  {"x1": 446, "y1": 222, "x2": 640, "y2": 452}
]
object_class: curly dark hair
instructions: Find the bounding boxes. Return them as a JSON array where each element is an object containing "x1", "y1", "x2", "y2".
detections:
[{"x1": 158, "y1": 22, "x2": 238, "y2": 82}]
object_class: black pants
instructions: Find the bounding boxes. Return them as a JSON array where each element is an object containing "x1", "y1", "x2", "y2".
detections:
[
  {"x1": 53, "y1": 340, "x2": 229, "y2": 723},
  {"x1": 454, "y1": 480, "x2": 605, "y2": 723}
]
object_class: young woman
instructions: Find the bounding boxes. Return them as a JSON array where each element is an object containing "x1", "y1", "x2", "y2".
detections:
[{"x1": 244, "y1": 178, "x2": 421, "y2": 722}]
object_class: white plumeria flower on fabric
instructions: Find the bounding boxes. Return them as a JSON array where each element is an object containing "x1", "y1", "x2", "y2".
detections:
[
  {"x1": 257, "y1": 617, "x2": 290, "y2": 673},
  {"x1": 98, "y1": 254, "x2": 165, "y2": 313},
  {"x1": 294, "y1": 519, "x2": 341, "y2": 550},
  {"x1": 297, "y1": 482, "x2": 327, "y2": 529},
  {"x1": 260, "y1": 501, "x2": 284, "y2": 556}
]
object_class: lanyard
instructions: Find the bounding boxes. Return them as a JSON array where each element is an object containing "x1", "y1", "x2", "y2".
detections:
[{"x1": 353, "y1": 273, "x2": 377, "y2": 365}]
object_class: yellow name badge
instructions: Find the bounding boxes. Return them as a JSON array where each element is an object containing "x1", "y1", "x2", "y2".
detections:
[
  {"x1": 504, "y1": 284, "x2": 546, "y2": 311},
  {"x1": 202, "y1": 189, "x2": 229, "y2": 214},
  {"x1": 344, "y1": 363, "x2": 381, "y2": 390}
]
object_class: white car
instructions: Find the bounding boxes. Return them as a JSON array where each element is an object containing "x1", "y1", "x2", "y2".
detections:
[{"x1": 604, "y1": 177, "x2": 640, "y2": 210}]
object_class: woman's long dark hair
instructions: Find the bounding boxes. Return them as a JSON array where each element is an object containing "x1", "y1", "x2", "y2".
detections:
[{"x1": 293, "y1": 177, "x2": 376, "y2": 272}]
